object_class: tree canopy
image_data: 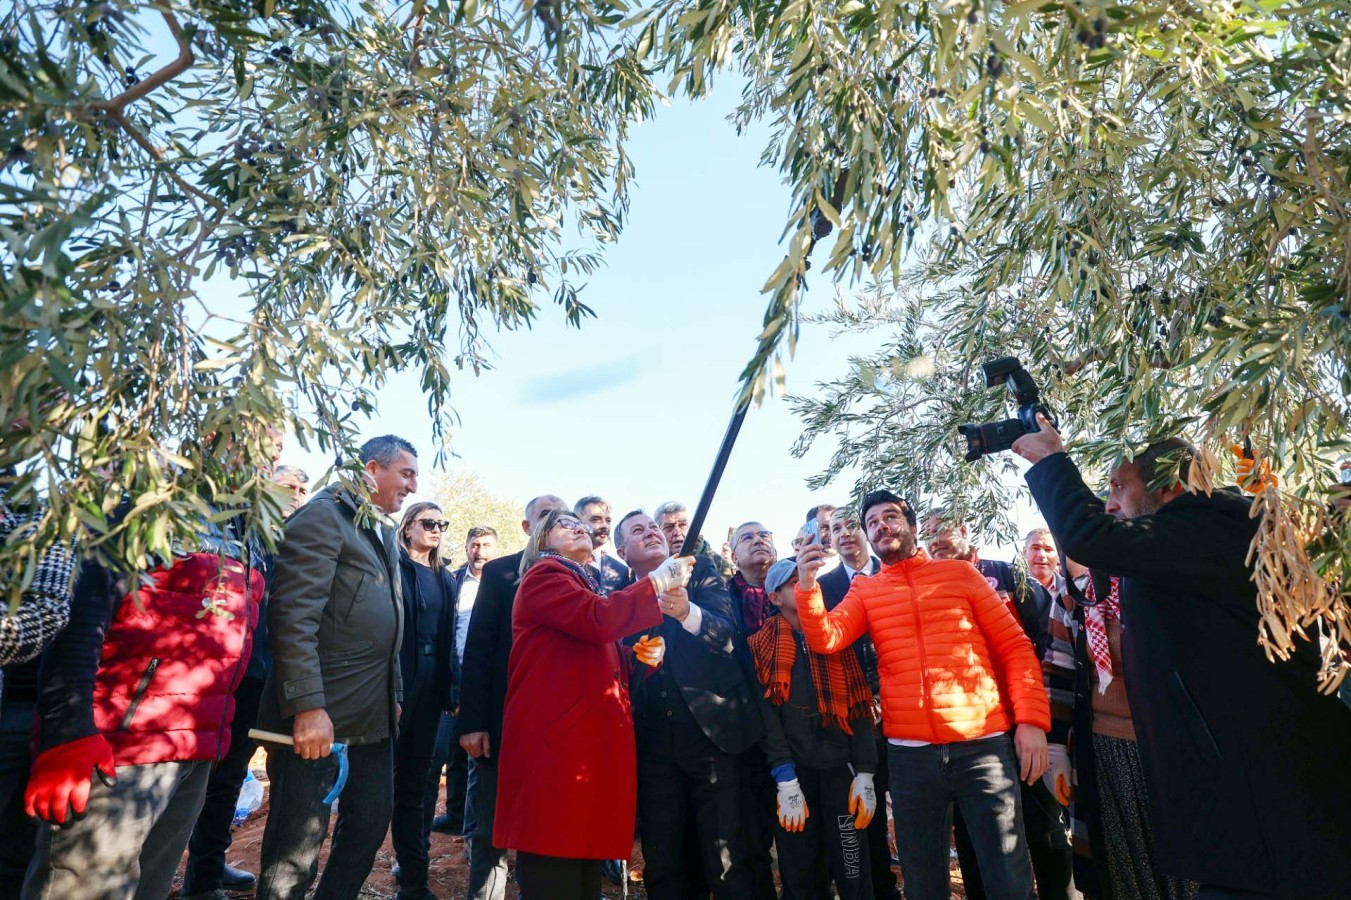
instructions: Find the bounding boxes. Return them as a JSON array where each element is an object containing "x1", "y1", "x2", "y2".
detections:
[{"x1": 3, "y1": 0, "x2": 1348, "y2": 684}]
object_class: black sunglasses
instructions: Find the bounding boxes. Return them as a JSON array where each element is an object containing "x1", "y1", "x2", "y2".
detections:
[{"x1": 418, "y1": 518, "x2": 451, "y2": 532}]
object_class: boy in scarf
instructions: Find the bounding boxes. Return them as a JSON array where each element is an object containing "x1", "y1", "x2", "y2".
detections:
[{"x1": 749, "y1": 558, "x2": 877, "y2": 900}]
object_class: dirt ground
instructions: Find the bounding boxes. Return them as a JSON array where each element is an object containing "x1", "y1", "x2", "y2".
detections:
[{"x1": 169, "y1": 752, "x2": 969, "y2": 899}]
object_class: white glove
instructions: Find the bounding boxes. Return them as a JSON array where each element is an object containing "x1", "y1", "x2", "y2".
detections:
[
  {"x1": 776, "y1": 778, "x2": 809, "y2": 832},
  {"x1": 647, "y1": 555, "x2": 694, "y2": 595},
  {"x1": 848, "y1": 772, "x2": 876, "y2": 829},
  {"x1": 1043, "y1": 742, "x2": 1072, "y2": 806}
]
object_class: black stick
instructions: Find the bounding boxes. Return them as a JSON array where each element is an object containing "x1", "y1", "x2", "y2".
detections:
[{"x1": 679, "y1": 400, "x2": 750, "y2": 557}]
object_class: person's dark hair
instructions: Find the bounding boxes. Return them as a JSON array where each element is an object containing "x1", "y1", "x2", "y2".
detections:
[
  {"x1": 360, "y1": 435, "x2": 417, "y2": 466},
  {"x1": 1131, "y1": 438, "x2": 1199, "y2": 492},
  {"x1": 614, "y1": 509, "x2": 648, "y2": 546},
  {"x1": 805, "y1": 504, "x2": 836, "y2": 523},
  {"x1": 574, "y1": 495, "x2": 609, "y2": 517},
  {"x1": 465, "y1": 525, "x2": 498, "y2": 543},
  {"x1": 399, "y1": 501, "x2": 445, "y2": 571},
  {"x1": 860, "y1": 490, "x2": 917, "y2": 527}
]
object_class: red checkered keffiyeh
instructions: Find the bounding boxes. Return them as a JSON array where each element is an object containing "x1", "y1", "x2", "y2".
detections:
[{"x1": 1083, "y1": 575, "x2": 1121, "y2": 693}]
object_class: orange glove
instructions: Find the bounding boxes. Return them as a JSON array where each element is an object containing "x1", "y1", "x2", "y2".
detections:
[
  {"x1": 633, "y1": 635, "x2": 666, "y2": 668},
  {"x1": 1232, "y1": 445, "x2": 1278, "y2": 494},
  {"x1": 25, "y1": 734, "x2": 117, "y2": 825},
  {"x1": 848, "y1": 772, "x2": 876, "y2": 829}
]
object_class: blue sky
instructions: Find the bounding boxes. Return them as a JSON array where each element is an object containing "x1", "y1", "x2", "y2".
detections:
[{"x1": 244, "y1": 83, "x2": 1042, "y2": 560}]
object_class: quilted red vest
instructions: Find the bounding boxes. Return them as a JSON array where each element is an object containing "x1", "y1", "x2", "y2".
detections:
[{"x1": 92, "y1": 551, "x2": 266, "y2": 765}]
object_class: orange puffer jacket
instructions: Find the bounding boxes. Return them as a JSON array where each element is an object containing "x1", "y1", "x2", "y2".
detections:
[{"x1": 796, "y1": 550, "x2": 1051, "y2": 743}]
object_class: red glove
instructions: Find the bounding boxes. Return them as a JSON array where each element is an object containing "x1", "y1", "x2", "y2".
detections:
[{"x1": 25, "y1": 735, "x2": 117, "y2": 825}]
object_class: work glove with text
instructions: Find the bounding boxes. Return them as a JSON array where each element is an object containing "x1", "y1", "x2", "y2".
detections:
[
  {"x1": 633, "y1": 635, "x2": 666, "y2": 668},
  {"x1": 26, "y1": 734, "x2": 117, "y2": 826},
  {"x1": 647, "y1": 556, "x2": 694, "y2": 595},
  {"x1": 848, "y1": 772, "x2": 876, "y2": 829},
  {"x1": 1042, "y1": 742, "x2": 1072, "y2": 807},
  {"x1": 776, "y1": 778, "x2": 809, "y2": 832}
]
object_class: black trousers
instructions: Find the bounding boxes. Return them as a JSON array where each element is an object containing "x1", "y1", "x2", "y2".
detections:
[
  {"x1": 515, "y1": 852, "x2": 602, "y2": 900},
  {"x1": 739, "y1": 749, "x2": 779, "y2": 900},
  {"x1": 954, "y1": 779, "x2": 1072, "y2": 900},
  {"x1": 392, "y1": 669, "x2": 443, "y2": 888},
  {"x1": 183, "y1": 676, "x2": 264, "y2": 894},
  {"x1": 775, "y1": 765, "x2": 873, "y2": 900},
  {"x1": 865, "y1": 724, "x2": 900, "y2": 899},
  {"x1": 0, "y1": 696, "x2": 36, "y2": 899},
  {"x1": 422, "y1": 711, "x2": 468, "y2": 833},
  {"x1": 257, "y1": 739, "x2": 394, "y2": 900},
  {"x1": 638, "y1": 744, "x2": 757, "y2": 900}
]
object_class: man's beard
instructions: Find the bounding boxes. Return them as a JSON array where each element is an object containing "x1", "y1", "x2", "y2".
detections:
[{"x1": 875, "y1": 532, "x2": 917, "y2": 566}]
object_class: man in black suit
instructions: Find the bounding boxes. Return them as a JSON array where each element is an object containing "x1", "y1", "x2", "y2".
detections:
[
  {"x1": 615, "y1": 511, "x2": 765, "y2": 899},
  {"x1": 575, "y1": 495, "x2": 631, "y2": 595},
  {"x1": 1015, "y1": 419, "x2": 1351, "y2": 900},
  {"x1": 457, "y1": 495, "x2": 567, "y2": 900},
  {"x1": 427, "y1": 526, "x2": 499, "y2": 837},
  {"x1": 819, "y1": 508, "x2": 899, "y2": 900}
]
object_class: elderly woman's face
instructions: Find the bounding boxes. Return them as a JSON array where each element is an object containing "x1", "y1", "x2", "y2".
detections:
[{"x1": 545, "y1": 516, "x2": 594, "y2": 562}]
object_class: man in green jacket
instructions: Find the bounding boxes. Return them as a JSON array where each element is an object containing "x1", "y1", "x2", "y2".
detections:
[{"x1": 256, "y1": 434, "x2": 418, "y2": 900}]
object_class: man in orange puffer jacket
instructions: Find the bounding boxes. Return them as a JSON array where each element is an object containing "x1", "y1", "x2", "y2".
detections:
[{"x1": 796, "y1": 490, "x2": 1051, "y2": 900}]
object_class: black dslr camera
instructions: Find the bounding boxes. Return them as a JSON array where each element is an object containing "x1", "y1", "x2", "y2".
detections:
[{"x1": 958, "y1": 358, "x2": 1057, "y2": 462}]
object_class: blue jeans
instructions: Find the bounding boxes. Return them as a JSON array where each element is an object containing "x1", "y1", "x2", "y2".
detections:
[
  {"x1": 887, "y1": 734, "x2": 1034, "y2": 900},
  {"x1": 256, "y1": 740, "x2": 393, "y2": 900}
]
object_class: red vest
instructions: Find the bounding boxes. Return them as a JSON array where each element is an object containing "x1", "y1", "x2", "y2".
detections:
[{"x1": 92, "y1": 552, "x2": 266, "y2": 765}]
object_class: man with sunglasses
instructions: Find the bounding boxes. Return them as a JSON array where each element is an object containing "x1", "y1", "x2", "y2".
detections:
[{"x1": 795, "y1": 490, "x2": 1051, "y2": 900}]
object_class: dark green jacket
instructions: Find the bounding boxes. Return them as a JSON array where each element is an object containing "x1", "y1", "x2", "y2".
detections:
[{"x1": 259, "y1": 485, "x2": 404, "y2": 745}]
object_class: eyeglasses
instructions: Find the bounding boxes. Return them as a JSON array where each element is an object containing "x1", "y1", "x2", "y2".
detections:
[
  {"x1": 555, "y1": 517, "x2": 594, "y2": 534},
  {"x1": 418, "y1": 519, "x2": 451, "y2": 532},
  {"x1": 737, "y1": 530, "x2": 773, "y2": 544}
]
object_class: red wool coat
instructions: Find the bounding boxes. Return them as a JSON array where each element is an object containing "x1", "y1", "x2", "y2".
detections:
[{"x1": 493, "y1": 557, "x2": 662, "y2": 860}]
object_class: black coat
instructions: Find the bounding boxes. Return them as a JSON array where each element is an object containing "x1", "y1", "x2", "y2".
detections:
[
  {"x1": 1026, "y1": 453, "x2": 1351, "y2": 896},
  {"x1": 456, "y1": 550, "x2": 523, "y2": 764},
  {"x1": 624, "y1": 556, "x2": 765, "y2": 757},
  {"x1": 817, "y1": 560, "x2": 882, "y2": 695},
  {"x1": 396, "y1": 551, "x2": 458, "y2": 712}
]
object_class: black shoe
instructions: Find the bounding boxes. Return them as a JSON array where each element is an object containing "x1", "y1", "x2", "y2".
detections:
[
  {"x1": 396, "y1": 887, "x2": 440, "y2": 900},
  {"x1": 601, "y1": 859, "x2": 623, "y2": 884},
  {"x1": 430, "y1": 815, "x2": 463, "y2": 835},
  {"x1": 221, "y1": 864, "x2": 256, "y2": 890}
]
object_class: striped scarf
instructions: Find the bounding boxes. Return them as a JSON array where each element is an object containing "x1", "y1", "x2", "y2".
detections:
[
  {"x1": 540, "y1": 551, "x2": 601, "y2": 594},
  {"x1": 748, "y1": 613, "x2": 873, "y2": 735}
]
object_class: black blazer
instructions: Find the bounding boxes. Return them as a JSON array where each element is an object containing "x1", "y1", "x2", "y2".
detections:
[
  {"x1": 456, "y1": 550, "x2": 523, "y2": 764},
  {"x1": 1027, "y1": 452, "x2": 1351, "y2": 896},
  {"x1": 396, "y1": 550, "x2": 458, "y2": 711},
  {"x1": 625, "y1": 556, "x2": 765, "y2": 756},
  {"x1": 817, "y1": 559, "x2": 882, "y2": 695}
]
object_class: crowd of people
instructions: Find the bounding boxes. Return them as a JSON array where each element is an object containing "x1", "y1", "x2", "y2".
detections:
[{"x1": 1, "y1": 423, "x2": 1349, "y2": 900}]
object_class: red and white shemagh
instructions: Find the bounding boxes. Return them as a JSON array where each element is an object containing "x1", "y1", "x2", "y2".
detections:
[{"x1": 1082, "y1": 575, "x2": 1121, "y2": 694}]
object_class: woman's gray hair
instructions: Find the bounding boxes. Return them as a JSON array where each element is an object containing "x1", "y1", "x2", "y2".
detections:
[{"x1": 519, "y1": 507, "x2": 576, "y2": 577}]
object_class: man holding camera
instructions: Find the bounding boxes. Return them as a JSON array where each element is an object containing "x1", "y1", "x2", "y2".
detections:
[
  {"x1": 795, "y1": 491, "x2": 1050, "y2": 900},
  {"x1": 1013, "y1": 416, "x2": 1351, "y2": 900}
]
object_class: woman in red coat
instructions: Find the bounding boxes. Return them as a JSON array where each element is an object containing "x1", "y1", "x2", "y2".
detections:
[{"x1": 494, "y1": 507, "x2": 693, "y2": 898}]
